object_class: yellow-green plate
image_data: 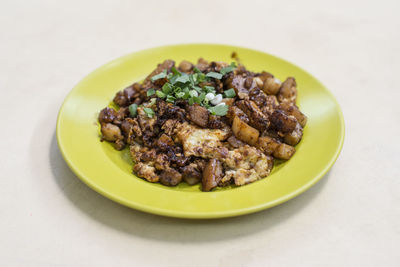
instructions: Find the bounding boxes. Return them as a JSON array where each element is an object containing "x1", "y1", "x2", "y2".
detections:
[{"x1": 56, "y1": 44, "x2": 344, "y2": 219}]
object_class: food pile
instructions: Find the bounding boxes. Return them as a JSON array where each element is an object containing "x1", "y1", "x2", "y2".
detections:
[{"x1": 98, "y1": 58, "x2": 307, "y2": 191}]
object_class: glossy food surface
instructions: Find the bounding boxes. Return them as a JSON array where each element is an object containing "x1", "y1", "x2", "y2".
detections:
[{"x1": 56, "y1": 44, "x2": 344, "y2": 218}]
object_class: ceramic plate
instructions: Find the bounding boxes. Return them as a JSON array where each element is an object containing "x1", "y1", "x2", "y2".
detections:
[{"x1": 56, "y1": 44, "x2": 344, "y2": 219}]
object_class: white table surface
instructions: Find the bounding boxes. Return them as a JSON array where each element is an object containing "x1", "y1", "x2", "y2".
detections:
[{"x1": 1, "y1": 0, "x2": 399, "y2": 266}]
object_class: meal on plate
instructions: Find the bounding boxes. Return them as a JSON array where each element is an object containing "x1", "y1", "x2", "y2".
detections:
[{"x1": 98, "y1": 58, "x2": 307, "y2": 191}]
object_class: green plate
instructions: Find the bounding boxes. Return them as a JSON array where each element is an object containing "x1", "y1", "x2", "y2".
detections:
[{"x1": 56, "y1": 44, "x2": 344, "y2": 219}]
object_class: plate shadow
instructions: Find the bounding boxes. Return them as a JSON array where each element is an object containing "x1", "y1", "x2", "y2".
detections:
[{"x1": 49, "y1": 130, "x2": 330, "y2": 243}]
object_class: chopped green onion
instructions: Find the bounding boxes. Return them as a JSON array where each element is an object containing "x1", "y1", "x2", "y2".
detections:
[
  {"x1": 224, "y1": 88, "x2": 236, "y2": 98},
  {"x1": 203, "y1": 86, "x2": 215, "y2": 93},
  {"x1": 175, "y1": 74, "x2": 190, "y2": 84},
  {"x1": 220, "y1": 62, "x2": 237, "y2": 75},
  {"x1": 173, "y1": 87, "x2": 182, "y2": 94},
  {"x1": 190, "y1": 73, "x2": 198, "y2": 84},
  {"x1": 198, "y1": 92, "x2": 206, "y2": 102},
  {"x1": 128, "y1": 104, "x2": 138, "y2": 117},
  {"x1": 193, "y1": 67, "x2": 202, "y2": 73},
  {"x1": 171, "y1": 66, "x2": 180, "y2": 75},
  {"x1": 189, "y1": 90, "x2": 198, "y2": 98},
  {"x1": 169, "y1": 75, "x2": 178, "y2": 84},
  {"x1": 193, "y1": 92, "x2": 206, "y2": 104},
  {"x1": 147, "y1": 61, "x2": 234, "y2": 109},
  {"x1": 193, "y1": 97, "x2": 201, "y2": 104},
  {"x1": 147, "y1": 88, "x2": 155, "y2": 96},
  {"x1": 162, "y1": 82, "x2": 173, "y2": 94},
  {"x1": 182, "y1": 87, "x2": 190, "y2": 99},
  {"x1": 197, "y1": 73, "x2": 206, "y2": 83},
  {"x1": 143, "y1": 107, "x2": 155, "y2": 118},
  {"x1": 176, "y1": 92, "x2": 185, "y2": 98},
  {"x1": 192, "y1": 86, "x2": 203, "y2": 93},
  {"x1": 156, "y1": 90, "x2": 166, "y2": 98},
  {"x1": 149, "y1": 98, "x2": 156, "y2": 106},
  {"x1": 209, "y1": 103, "x2": 229, "y2": 116},
  {"x1": 166, "y1": 95, "x2": 176, "y2": 103},
  {"x1": 206, "y1": 72, "x2": 223, "y2": 79},
  {"x1": 150, "y1": 70, "x2": 167, "y2": 82}
]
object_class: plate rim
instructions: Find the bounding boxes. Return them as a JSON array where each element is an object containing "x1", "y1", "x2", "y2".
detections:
[{"x1": 56, "y1": 43, "x2": 345, "y2": 219}]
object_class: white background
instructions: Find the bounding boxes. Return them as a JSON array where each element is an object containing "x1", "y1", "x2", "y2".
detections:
[{"x1": 1, "y1": 0, "x2": 399, "y2": 266}]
